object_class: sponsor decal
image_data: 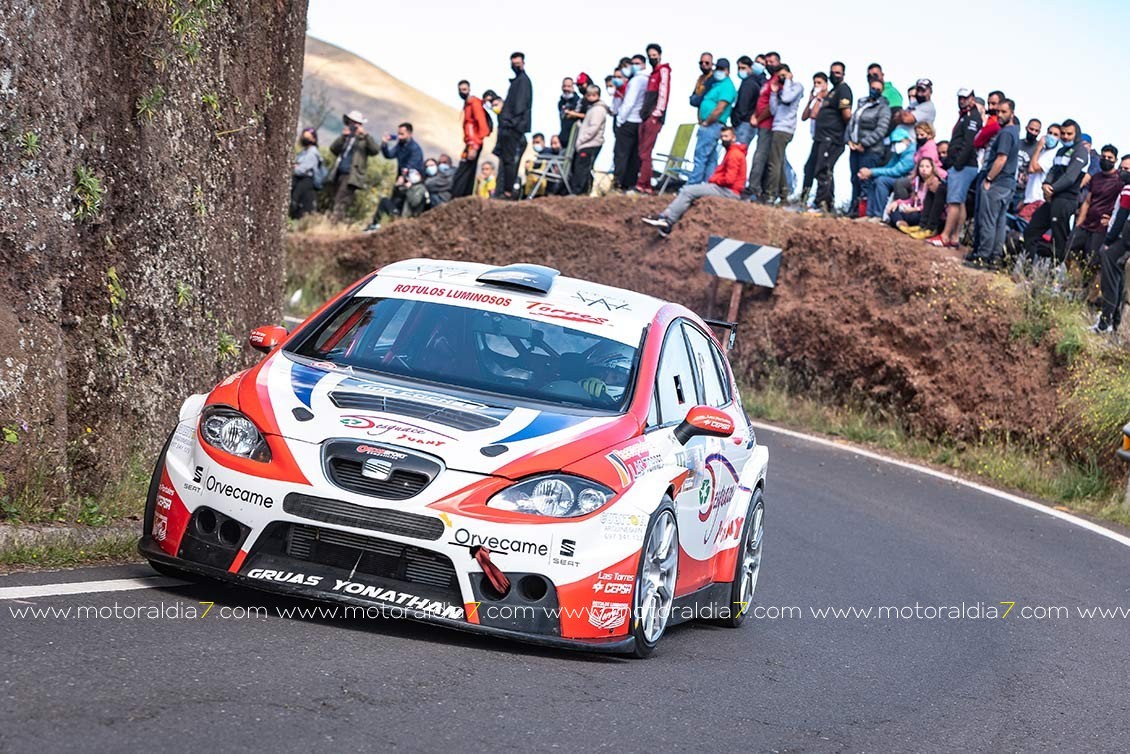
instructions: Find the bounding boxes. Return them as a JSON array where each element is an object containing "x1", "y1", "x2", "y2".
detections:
[
  {"x1": 339, "y1": 415, "x2": 455, "y2": 448},
  {"x1": 392, "y1": 282, "x2": 512, "y2": 308},
  {"x1": 329, "y1": 579, "x2": 465, "y2": 619},
  {"x1": 169, "y1": 423, "x2": 195, "y2": 459},
  {"x1": 605, "y1": 438, "x2": 663, "y2": 484},
  {"x1": 588, "y1": 601, "x2": 629, "y2": 630},
  {"x1": 355, "y1": 445, "x2": 408, "y2": 461},
  {"x1": 344, "y1": 383, "x2": 488, "y2": 412},
  {"x1": 205, "y1": 474, "x2": 274, "y2": 508},
  {"x1": 451, "y1": 527, "x2": 549, "y2": 557},
  {"x1": 714, "y1": 515, "x2": 745, "y2": 546},
  {"x1": 361, "y1": 458, "x2": 394, "y2": 481},
  {"x1": 181, "y1": 465, "x2": 204, "y2": 495},
  {"x1": 156, "y1": 482, "x2": 175, "y2": 510},
  {"x1": 697, "y1": 454, "x2": 740, "y2": 545},
  {"x1": 152, "y1": 513, "x2": 168, "y2": 541},
  {"x1": 599, "y1": 511, "x2": 646, "y2": 541},
  {"x1": 524, "y1": 301, "x2": 608, "y2": 326},
  {"x1": 247, "y1": 568, "x2": 324, "y2": 586},
  {"x1": 552, "y1": 538, "x2": 579, "y2": 568},
  {"x1": 559, "y1": 539, "x2": 576, "y2": 557},
  {"x1": 574, "y1": 291, "x2": 631, "y2": 311},
  {"x1": 591, "y1": 581, "x2": 632, "y2": 595}
]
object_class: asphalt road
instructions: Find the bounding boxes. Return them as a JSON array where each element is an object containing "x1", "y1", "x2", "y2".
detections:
[{"x1": 2, "y1": 426, "x2": 1129, "y2": 752}]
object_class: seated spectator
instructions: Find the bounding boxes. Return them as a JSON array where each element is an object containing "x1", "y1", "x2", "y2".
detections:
[
  {"x1": 402, "y1": 169, "x2": 429, "y2": 218},
  {"x1": 570, "y1": 85, "x2": 609, "y2": 196},
  {"x1": 424, "y1": 157, "x2": 454, "y2": 207},
  {"x1": 1094, "y1": 159, "x2": 1130, "y2": 333},
  {"x1": 888, "y1": 157, "x2": 940, "y2": 230},
  {"x1": 845, "y1": 75, "x2": 892, "y2": 215},
  {"x1": 857, "y1": 125, "x2": 915, "y2": 218},
  {"x1": 549, "y1": 134, "x2": 563, "y2": 155},
  {"x1": 475, "y1": 162, "x2": 497, "y2": 198},
  {"x1": 524, "y1": 133, "x2": 551, "y2": 197},
  {"x1": 290, "y1": 127, "x2": 322, "y2": 220},
  {"x1": 641, "y1": 126, "x2": 747, "y2": 236}
]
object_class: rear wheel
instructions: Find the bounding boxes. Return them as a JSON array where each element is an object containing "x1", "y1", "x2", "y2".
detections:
[
  {"x1": 631, "y1": 500, "x2": 679, "y2": 658},
  {"x1": 717, "y1": 487, "x2": 765, "y2": 628}
]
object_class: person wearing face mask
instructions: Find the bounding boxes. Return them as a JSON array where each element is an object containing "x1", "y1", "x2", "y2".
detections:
[
  {"x1": 764, "y1": 63, "x2": 804, "y2": 205},
  {"x1": 570, "y1": 85, "x2": 610, "y2": 196},
  {"x1": 906, "y1": 79, "x2": 936, "y2": 126},
  {"x1": 967, "y1": 98, "x2": 1020, "y2": 269},
  {"x1": 642, "y1": 126, "x2": 747, "y2": 236},
  {"x1": 799, "y1": 71, "x2": 829, "y2": 206},
  {"x1": 866, "y1": 63, "x2": 901, "y2": 108},
  {"x1": 689, "y1": 58, "x2": 736, "y2": 186},
  {"x1": 329, "y1": 110, "x2": 381, "y2": 221},
  {"x1": 1015, "y1": 118, "x2": 1043, "y2": 200},
  {"x1": 731, "y1": 55, "x2": 766, "y2": 146},
  {"x1": 424, "y1": 156, "x2": 454, "y2": 208},
  {"x1": 742, "y1": 50, "x2": 781, "y2": 200},
  {"x1": 844, "y1": 74, "x2": 892, "y2": 216},
  {"x1": 689, "y1": 52, "x2": 716, "y2": 108},
  {"x1": 1022, "y1": 119, "x2": 1091, "y2": 262},
  {"x1": 1019, "y1": 124, "x2": 1060, "y2": 220},
  {"x1": 523, "y1": 133, "x2": 549, "y2": 198},
  {"x1": 492, "y1": 52, "x2": 533, "y2": 200},
  {"x1": 607, "y1": 57, "x2": 632, "y2": 181},
  {"x1": 1093, "y1": 155, "x2": 1130, "y2": 332},
  {"x1": 1069, "y1": 144, "x2": 1123, "y2": 266},
  {"x1": 290, "y1": 127, "x2": 322, "y2": 220},
  {"x1": 453, "y1": 81, "x2": 491, "y2": 198},
  {"x1": 557, "y1": 77, "x2": 580, "y2": 146},
  {"x1": 925, "y1": 88, "x2": 982, "y2": 248},
  {"x1": 857, "y1": 125, "x2": 915, "y2": 219},
  {"x1": 635, "y1": 43, "x2": 672, "y2": 194},
  {"x1": 804, "y1": 61, "x2": 854, "y2": 213},
  {"x1": 611, "y1": 54, "x2": 648, "y2": 191}
]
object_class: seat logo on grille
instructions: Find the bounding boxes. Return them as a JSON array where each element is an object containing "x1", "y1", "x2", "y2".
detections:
[{"x1": 361, "y1": 458, "x2": 394, "y2": 481}]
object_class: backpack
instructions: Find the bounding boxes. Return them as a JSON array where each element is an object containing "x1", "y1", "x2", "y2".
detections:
[{"x1": 312, "y1": 152, "x2": 328, "y2": 191}]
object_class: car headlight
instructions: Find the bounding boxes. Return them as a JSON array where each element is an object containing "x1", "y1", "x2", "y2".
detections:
[
  {"x1": 487, "y1": 474, "x2": 614, "y2": 518},
  {"x1": 200, "y1": 406, "x2": 272, "y2": 462}
]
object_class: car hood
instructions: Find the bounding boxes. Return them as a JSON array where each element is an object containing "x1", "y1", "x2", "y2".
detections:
[{"x1": 234, "y1": 354, "x2": 640, "y2": 478}]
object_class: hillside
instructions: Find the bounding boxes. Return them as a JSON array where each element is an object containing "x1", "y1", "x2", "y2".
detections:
[{"x1": 300, "y1": 36, "x2": 469, "y2": 161}]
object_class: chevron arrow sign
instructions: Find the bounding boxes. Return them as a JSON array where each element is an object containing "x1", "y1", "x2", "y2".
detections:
[{"x1": 704, "y1": 235, "x2": 782, "y2": 287}]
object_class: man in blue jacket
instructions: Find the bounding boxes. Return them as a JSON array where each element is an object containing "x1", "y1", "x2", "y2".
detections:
[{"x1": 381, "y1": 122, "x2": 425, "y2": 177}]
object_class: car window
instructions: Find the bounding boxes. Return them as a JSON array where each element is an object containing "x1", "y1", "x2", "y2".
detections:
[
  {"x1": 655, "y1": 322, "x2": 700, "y2": 424},
  {"x1": 683, "y1": 323, "x2": 728, "y2": 408},
  {"x1": 290, "y1": 297, "x2": 640, "y2": 412}
]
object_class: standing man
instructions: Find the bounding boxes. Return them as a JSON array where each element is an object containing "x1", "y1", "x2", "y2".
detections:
[
  {"x1": 453, "y1": 80, "x2": 490, "y2": 198},
  {"x1": 807, "y1": 61, "x2": 853, "y2": 213},
  {"x1": 1015, "y1": 118, "x2": 1043, "y2": 204},
  {"x1": 689, "y1": 58, "x2": 736, "y2": 185},
  {"x1": 557, "y1": 77, "x2": 580, "y2": 146},
  {"x1": 927, "y1": 88, "x2": 982, "y2": 248},
  {"x1": 570, "y1": 85, "x2": 609, "y2": 196},
  {"x1": 765, "y1": 64, "x2": 804, "y2": 204},
  {"x1": 328, "y1": 110, "x2": 380, "y2": 221},
  {"x1": 689, "y1": 52, "x2": 715, "y2": 108},
  {"x1": 743, "y1": 51, "x2": 781, "y2": 199},
  {"x1": 1070, "y1": 144, "x2": 1123, "y2": 265},
  {"x1": 1094, "y1": 157, "x2": 1130, "y2": 333},
  {"x1": 907, "y1": 78, "x2": 936, "y2": 125},
  {"x1": 732, "y1": 55, "x2": 767, "y2": 146},
  {"x1": 867, "y1": 62, "x2": 902, "y2": 108},
  {"x1": 1022, "y1": 119, "x2": 1091, "y2": 262},
  {"x1": 493, "y1": 52, "x2": 533, "y2": 200},
  {"x1": 845, "y1": 75, "x2": 892, "y2": 216},
  {"x1": 635, "y1": 43, "x2": 671, "y2": 194},
  {"x1": 613, "y1": 54, "x2": 647, "y2": 191},
  {"x1": 799, "y1": 71, "x2": 829, "y2": 205},
  {"x1": 968, "y1": 99, "x2": 1020, "y2": 268}
]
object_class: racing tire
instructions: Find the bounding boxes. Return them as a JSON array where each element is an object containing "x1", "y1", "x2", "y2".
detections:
[
  {"x1": 716, "y1": 486, "x2": 765, "y2": 629},
  {"x1": 630, "y1": 498, "x2": 679, "y2": 658},
  {"x1": 141, "y1": 430, "x2": 197, "y2": 583}
]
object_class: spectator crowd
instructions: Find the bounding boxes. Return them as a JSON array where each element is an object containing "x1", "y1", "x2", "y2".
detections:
[{"x1": 291, "y1": 46, "x2": 1130, "y2": 335}]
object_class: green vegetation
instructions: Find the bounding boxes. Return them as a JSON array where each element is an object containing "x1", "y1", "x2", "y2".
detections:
[
  {"x1": 175, "y1": 280, "x2": 192, "y2": 307},
  {"x1": 73, "y1": 166, "x2": 105, "y2": 222},
  {"x1": 0, "y1": 531, "x2": 139, "y2": 570},
  {"x1": 135, "y1": 85, "x2": 166, "y2": 122},
  {"x1": 201, "y1": 91, "x2": 221, "y2": 119},
  {"x1": 216, "y1": 330, "x2": 240, "y2": 362},
  {"x1": 192, "y1": 183, "x2": 207, "y2": 216},
  {"x1": 17, "y1": 131, "x2": 41, "y2": 158},
  {"x1": 106, "y1": 267, "x2": 126, "y2": 331}
]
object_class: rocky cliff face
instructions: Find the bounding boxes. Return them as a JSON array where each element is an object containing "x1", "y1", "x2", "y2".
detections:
[{"x1": 0, "y1": 0, "x2": 308, "y2": 510}]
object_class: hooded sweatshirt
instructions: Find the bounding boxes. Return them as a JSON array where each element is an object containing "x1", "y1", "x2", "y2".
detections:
[
  {"x1": 871, "y1": 126, "x2": 916, "y2": 178},
  {"x1": 576, "y1": 100, "x2": 610, "y2": 150}
]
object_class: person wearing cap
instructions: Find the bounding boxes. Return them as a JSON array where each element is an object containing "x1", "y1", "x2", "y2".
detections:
[
  {"x1": 453, "y1": 80, "x2": 491, "y2": 199},
  {"x1": 967, "y1": 98, "x2": 1020, "y2": 269},
  {"x1": 907, "y1": 79, "x2": 936, "y2": 125},
  {"x1": 926, "y1": 88, "x2": 982, "y2": 248},
  {"x1": 328, "y1": 110, "x2": 381, "y2": 221},
  {"x1": 290, "y1": 127, "x2": 323, "y2": 220},
  {"x1": 689, "y1": 57, "x2": 736, "y2": 185},
  {"x1": 1022, "y1": 119, "x2": 1090, "y2": 262}
]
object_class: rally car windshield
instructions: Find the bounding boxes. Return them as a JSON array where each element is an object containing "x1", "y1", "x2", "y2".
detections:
[{"x1": 290, "y1": 297, "x2": 640, "y2": 412}]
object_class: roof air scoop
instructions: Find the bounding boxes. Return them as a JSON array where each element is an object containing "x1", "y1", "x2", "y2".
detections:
[{"x1": 475, "y1": 264, "x2": 559, "y2": 294}]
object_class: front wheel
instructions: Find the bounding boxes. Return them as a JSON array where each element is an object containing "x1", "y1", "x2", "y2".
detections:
[
  {"x1": 631, "y1": 500, "x2": 679, "y2": 658},
  {"x1": 717, "y1": 487, "x2": 765, "y2": 628}
]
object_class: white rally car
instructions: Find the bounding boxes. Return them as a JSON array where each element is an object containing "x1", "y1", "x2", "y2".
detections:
[{"x1": 140, "y1": 260, "x2": 768, "y2": 656}]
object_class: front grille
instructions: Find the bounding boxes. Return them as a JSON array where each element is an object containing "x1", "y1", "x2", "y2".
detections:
[
  {"x1": 329, "y1": 391, "x2": 500, "y2": 431},
  {"x1": 285, "y1": 524, "x2": 459, "y2": 593},
  {"x1": 283, "y1": 493, "x2": 444, "y2": 540},
  {"x1": 327, "y1": 457, "x2": 429, "y2": 500}
]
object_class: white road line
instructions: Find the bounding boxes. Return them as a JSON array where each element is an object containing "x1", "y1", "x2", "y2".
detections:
[
  {"x1": 753, "y1": 421, "x2": 1130, "y2": 550},
  {"x1": 0, "y1": 576, "x2": 188, "y2": 602}
]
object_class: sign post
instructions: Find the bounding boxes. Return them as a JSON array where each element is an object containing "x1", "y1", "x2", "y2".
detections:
[{"x1": 703, "y1": 235, "x2": 782, "y2": 350}]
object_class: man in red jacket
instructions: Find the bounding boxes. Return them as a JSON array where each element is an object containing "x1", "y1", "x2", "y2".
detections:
[
  {"x1": 452, "y1": 79, "x2": 491, "y2": 197},
  {"x1": 635, "y1": 43, "x2": 672, "y2": 194},
  {"x1": 642, "y1": 126, "x2": 746, "y2": 236}
]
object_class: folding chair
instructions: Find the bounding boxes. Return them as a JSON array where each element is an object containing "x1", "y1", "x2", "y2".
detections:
[
  {"x1": 654, "y1": 123, "x2": 696, "y2": 195},
  {"x1": 525, "y1": 123, "x2": 578, "y2": 198}
]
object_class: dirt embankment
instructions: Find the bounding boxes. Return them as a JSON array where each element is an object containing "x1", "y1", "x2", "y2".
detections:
[
  {"x1": 288, "y1": 195, "x2": 1068, "y2": 451},
  {"x1": 0, "y1": 0, "x2": 309, "y2": 507}
]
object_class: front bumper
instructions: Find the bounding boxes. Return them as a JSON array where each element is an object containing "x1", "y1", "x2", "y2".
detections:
[{"x1": 138, "y1": 534, "x2": 637, "y2": 655}]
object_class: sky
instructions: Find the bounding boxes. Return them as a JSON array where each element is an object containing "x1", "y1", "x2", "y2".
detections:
[{"x1": 307, "y1": 0, "x2": 1129, "y2": 186}]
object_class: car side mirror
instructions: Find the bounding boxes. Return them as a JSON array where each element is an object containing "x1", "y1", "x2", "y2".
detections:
[
  {"x1": 249, "y1": 325, "x2": 288, "y2": 354},
  {"x1": 673, "y1": 405, "x2": 735, "y2": 446}
]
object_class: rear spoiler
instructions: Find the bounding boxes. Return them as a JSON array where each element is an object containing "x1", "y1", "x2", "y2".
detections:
[{"x1": 703, "y1": 318, "x2": 738, "y2": 351}]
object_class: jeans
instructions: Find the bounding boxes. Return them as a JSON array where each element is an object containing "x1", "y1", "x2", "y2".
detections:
[
  {"x1": 765, "y1": 131, "x2": 794, "y2": 202},
  {"x1": 689, "y1": 122, "x2": 722, "y2": 185},
  {"x1": 735, "y1": 122, "x2": 757, "y2": 146},
  {"x1": 661, "y1": 183, "x2": 737, "y2": 224},
  {"x1": 865, "y1": 174, "x2": 899, "y2": 217},
  {"x1": 636, "y1": 115, "x2": 664, "y2": 191},
  {"x1": 974, "y1": 180, "x2": 1015, "y2": 260},
  {"x1": 744, "y1": 126, "x2": 773, "y2": 196},
  {"x1": 849, "y1": 150, "x2": 882, "y2": 213}
]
